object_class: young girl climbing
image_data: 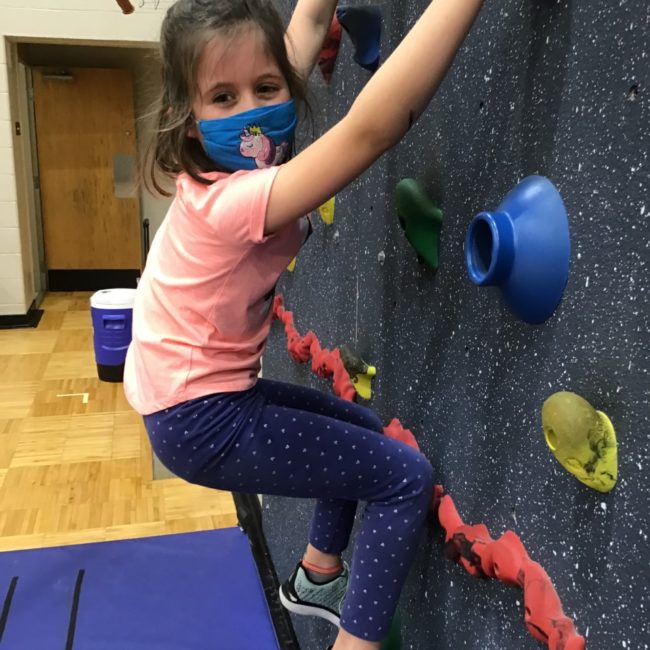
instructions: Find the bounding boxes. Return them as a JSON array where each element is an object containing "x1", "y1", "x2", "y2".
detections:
[{"x1": 124, "y1": 0, "x2": 485, "y2": 648}]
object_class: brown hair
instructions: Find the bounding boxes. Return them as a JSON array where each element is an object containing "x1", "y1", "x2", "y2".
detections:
[{"x1": 146, "y1": 0, "x2": 311, "y2": 196}]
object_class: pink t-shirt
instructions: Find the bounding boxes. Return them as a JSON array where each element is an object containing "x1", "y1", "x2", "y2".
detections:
[{"x1": 124, "y1": 167, "x2": 310, "y2": 415}]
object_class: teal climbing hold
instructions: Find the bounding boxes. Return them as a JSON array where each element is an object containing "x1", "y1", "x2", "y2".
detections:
[{"x1": 395, "y1": 178, "x2": 443, "y2": 271}]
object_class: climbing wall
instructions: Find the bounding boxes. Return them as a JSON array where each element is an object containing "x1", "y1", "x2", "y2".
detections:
[{"x1": 262, "y1": 0, "x2": 649, "y2": 648}]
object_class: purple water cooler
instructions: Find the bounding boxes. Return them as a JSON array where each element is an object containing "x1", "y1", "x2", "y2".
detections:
[{"x1": 90, "y1": 289, "x2": 136, "y2": 382}]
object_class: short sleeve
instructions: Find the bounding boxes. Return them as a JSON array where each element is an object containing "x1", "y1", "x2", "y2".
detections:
[{"x1": 191, "y1": 167, "x2": 281, "y2": 245}]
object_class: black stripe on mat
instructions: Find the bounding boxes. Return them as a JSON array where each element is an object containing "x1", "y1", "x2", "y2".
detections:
[
  {"x1": 0, "y1": 576, "x2": 18, "y2": 642},
  {"x1": 233, "y1": 493, "x2": 300, "y2": 650},
  {"x1": 66, "y1": 569, "x2": 85, "y2": 650}
]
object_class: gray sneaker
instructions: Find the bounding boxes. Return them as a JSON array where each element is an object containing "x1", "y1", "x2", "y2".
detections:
[{"x1": 279, "y1": 561, "x2": 349, "y2": 627}]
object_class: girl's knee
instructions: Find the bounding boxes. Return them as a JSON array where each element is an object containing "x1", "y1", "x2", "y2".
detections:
[
  {"x1": 396, "y1": 453, "x2": 434, "y2": 506},
  {"x1": 415, "y1": 456, "x2": 435, "y2": 498},
  {"x1": 367, "y1": 411, "x2": 385, "y2": 433},
  {"x1": 388, "y1": 452, "x2": 435, "y2": 503}
]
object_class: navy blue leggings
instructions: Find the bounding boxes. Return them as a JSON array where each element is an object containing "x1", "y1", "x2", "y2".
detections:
[{"x1": 144, "y1": 379, "x2": 434, "y2": 642}]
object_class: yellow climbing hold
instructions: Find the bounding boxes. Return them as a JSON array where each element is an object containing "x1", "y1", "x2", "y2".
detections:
[
  {"x1": 318, "y1": 196, "x2": 336, "y2": 225},
  {"x1": 339, "y1": 344, "x2": 376, "y2": 400},
  {"x1": 351, "y1": 364, "x2": 377, "y2": 400},
  {"x1": 287, "y1": 258, "x2": 297, "y2": 272},
  {"x1": 541, "y1": 391, "x2": 617, "y2": 493}
]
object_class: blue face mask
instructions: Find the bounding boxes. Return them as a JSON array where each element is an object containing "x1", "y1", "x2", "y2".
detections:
[{"x1": 197, "y1": 100, "x2": 297, "y2": 172}]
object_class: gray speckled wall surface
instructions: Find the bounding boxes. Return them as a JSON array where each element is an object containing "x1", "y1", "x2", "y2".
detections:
[{"x1": 262, "y1": 1, "x2": 650, "y2": 648}]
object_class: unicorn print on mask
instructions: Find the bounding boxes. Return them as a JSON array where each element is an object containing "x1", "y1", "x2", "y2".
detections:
[{"x1": 240, "y1": 125, "x2": 290, "y2": 168}]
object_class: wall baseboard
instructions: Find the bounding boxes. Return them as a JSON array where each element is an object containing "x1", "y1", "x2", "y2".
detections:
[
  {"x1": 48, "y1": 269, "x2": 139, "y2": 292},
  {"x1": 0, "y1": 305, "x2": 43, "y2": 330}
]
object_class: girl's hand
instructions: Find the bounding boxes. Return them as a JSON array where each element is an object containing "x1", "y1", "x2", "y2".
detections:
[{"x1": 285, "y1": 0, "x2": 339, "y2": 80}]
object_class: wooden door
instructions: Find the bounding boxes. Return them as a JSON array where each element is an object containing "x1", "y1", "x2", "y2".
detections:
[{"x1": 32, "y1": 67, "x2": 141, "y2": 273}]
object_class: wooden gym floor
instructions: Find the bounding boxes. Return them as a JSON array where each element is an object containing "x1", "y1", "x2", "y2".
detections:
[{"x1": 0, "y1": 292, "x2": 237, "y2": 552}]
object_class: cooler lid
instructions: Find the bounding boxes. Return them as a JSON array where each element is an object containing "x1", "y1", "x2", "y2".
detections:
[{"x1": 90, "y1": 288, "x2": 137, "y2": 310}]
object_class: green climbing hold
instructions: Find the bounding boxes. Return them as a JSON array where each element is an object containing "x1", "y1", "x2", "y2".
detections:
[
  {"x1": 380, "y1": 609, "x2": 402, "y2": 650},
  {"x1": 395, "y1": 178, "x2": 443, "y2": 271}
]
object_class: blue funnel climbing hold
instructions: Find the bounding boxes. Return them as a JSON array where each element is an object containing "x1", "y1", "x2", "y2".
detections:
[
  {"x1": 336, "y1": 5, "x2": 382, "y2": 73},
  {"x1": 464, "y1": 176, "x2": 570, "y2": 325}
]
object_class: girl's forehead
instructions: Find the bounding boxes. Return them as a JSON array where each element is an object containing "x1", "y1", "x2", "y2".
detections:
[{"x1": 197, "y1": 26, "x2": 279, "y2": 86}]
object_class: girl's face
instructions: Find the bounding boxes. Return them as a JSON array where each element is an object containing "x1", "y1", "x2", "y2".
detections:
[{"x1": 191, "y1": 25, "x2": 290, "y2": 123}]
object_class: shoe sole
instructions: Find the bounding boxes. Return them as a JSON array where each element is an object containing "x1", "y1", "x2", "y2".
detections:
[{"x1": 278, "y1": 586, "x2": 341, "y2": 627}]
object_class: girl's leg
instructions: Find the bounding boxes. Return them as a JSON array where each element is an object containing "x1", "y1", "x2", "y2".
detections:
[
  {"x1": 255, "y1": 378, "x2": 384, "y2": 432},
  {"x1": 255, "y1": 378, "x2": 385, "y2": 568},
  {"x1": 146, "y1": 385, "x2": 433, "y2": 643}
]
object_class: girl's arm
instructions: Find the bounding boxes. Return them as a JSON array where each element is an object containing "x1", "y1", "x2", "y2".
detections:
[
  {"x1": 267, "y1": 0, "x2": 485, "y2": 235},
  {"x1": 285, "y1": 0, "x2": 339, "y2": 80}
]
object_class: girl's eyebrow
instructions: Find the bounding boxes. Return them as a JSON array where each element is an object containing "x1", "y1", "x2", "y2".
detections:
[
  {"x1": 204, "y1": 81, "x2": 231, "y2": 98},
  {"x1": 256, "y1": 72, "x2": 283, "y2": 82}
]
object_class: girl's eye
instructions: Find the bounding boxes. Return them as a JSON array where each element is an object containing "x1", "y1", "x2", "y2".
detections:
[
  {"x1": 213, "y1": 93, "x2": 233, "y2": 104},
  {"x1": 258, "y1": 85, "x2": 278, "y2": 95}
]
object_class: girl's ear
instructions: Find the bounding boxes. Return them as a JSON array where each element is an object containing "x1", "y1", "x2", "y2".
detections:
[{"x1": 184, "y1": 108, "x2": 199, "y2": 139}]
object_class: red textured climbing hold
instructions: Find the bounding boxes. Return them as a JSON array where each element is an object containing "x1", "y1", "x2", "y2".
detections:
[
  {"x1": 273, "y1": 295, "x2": 357, "y2": 401},
  {"x1": 272, "y1": 295, "x2": 586, "y2": 650},
  {"x1": 318, "y1": 14, "x2": 343, "y2": 83},
  {"x1": 437, "y1": 494, "x2": 586, "y2": 650},
  {"x1": 383, "y1": 418, "x2": 419, "y2": 450}
]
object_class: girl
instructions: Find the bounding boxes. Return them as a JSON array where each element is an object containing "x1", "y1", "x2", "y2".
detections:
[{"x1": 124, "y1": 0, "x2": 485, "y2": 648}]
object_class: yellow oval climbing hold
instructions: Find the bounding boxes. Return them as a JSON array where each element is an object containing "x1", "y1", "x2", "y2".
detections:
[
  {"x1": 287, "y1": 257, "x2": 297, "y2": 272},
  {"x1": 541, "y1": 391, "x2": 617, "y2": 493}
]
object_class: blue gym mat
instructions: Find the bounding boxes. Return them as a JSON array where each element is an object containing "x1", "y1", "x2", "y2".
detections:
[{"x1": 0, "y1": 528, "x2": 280, "y2": 649}]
